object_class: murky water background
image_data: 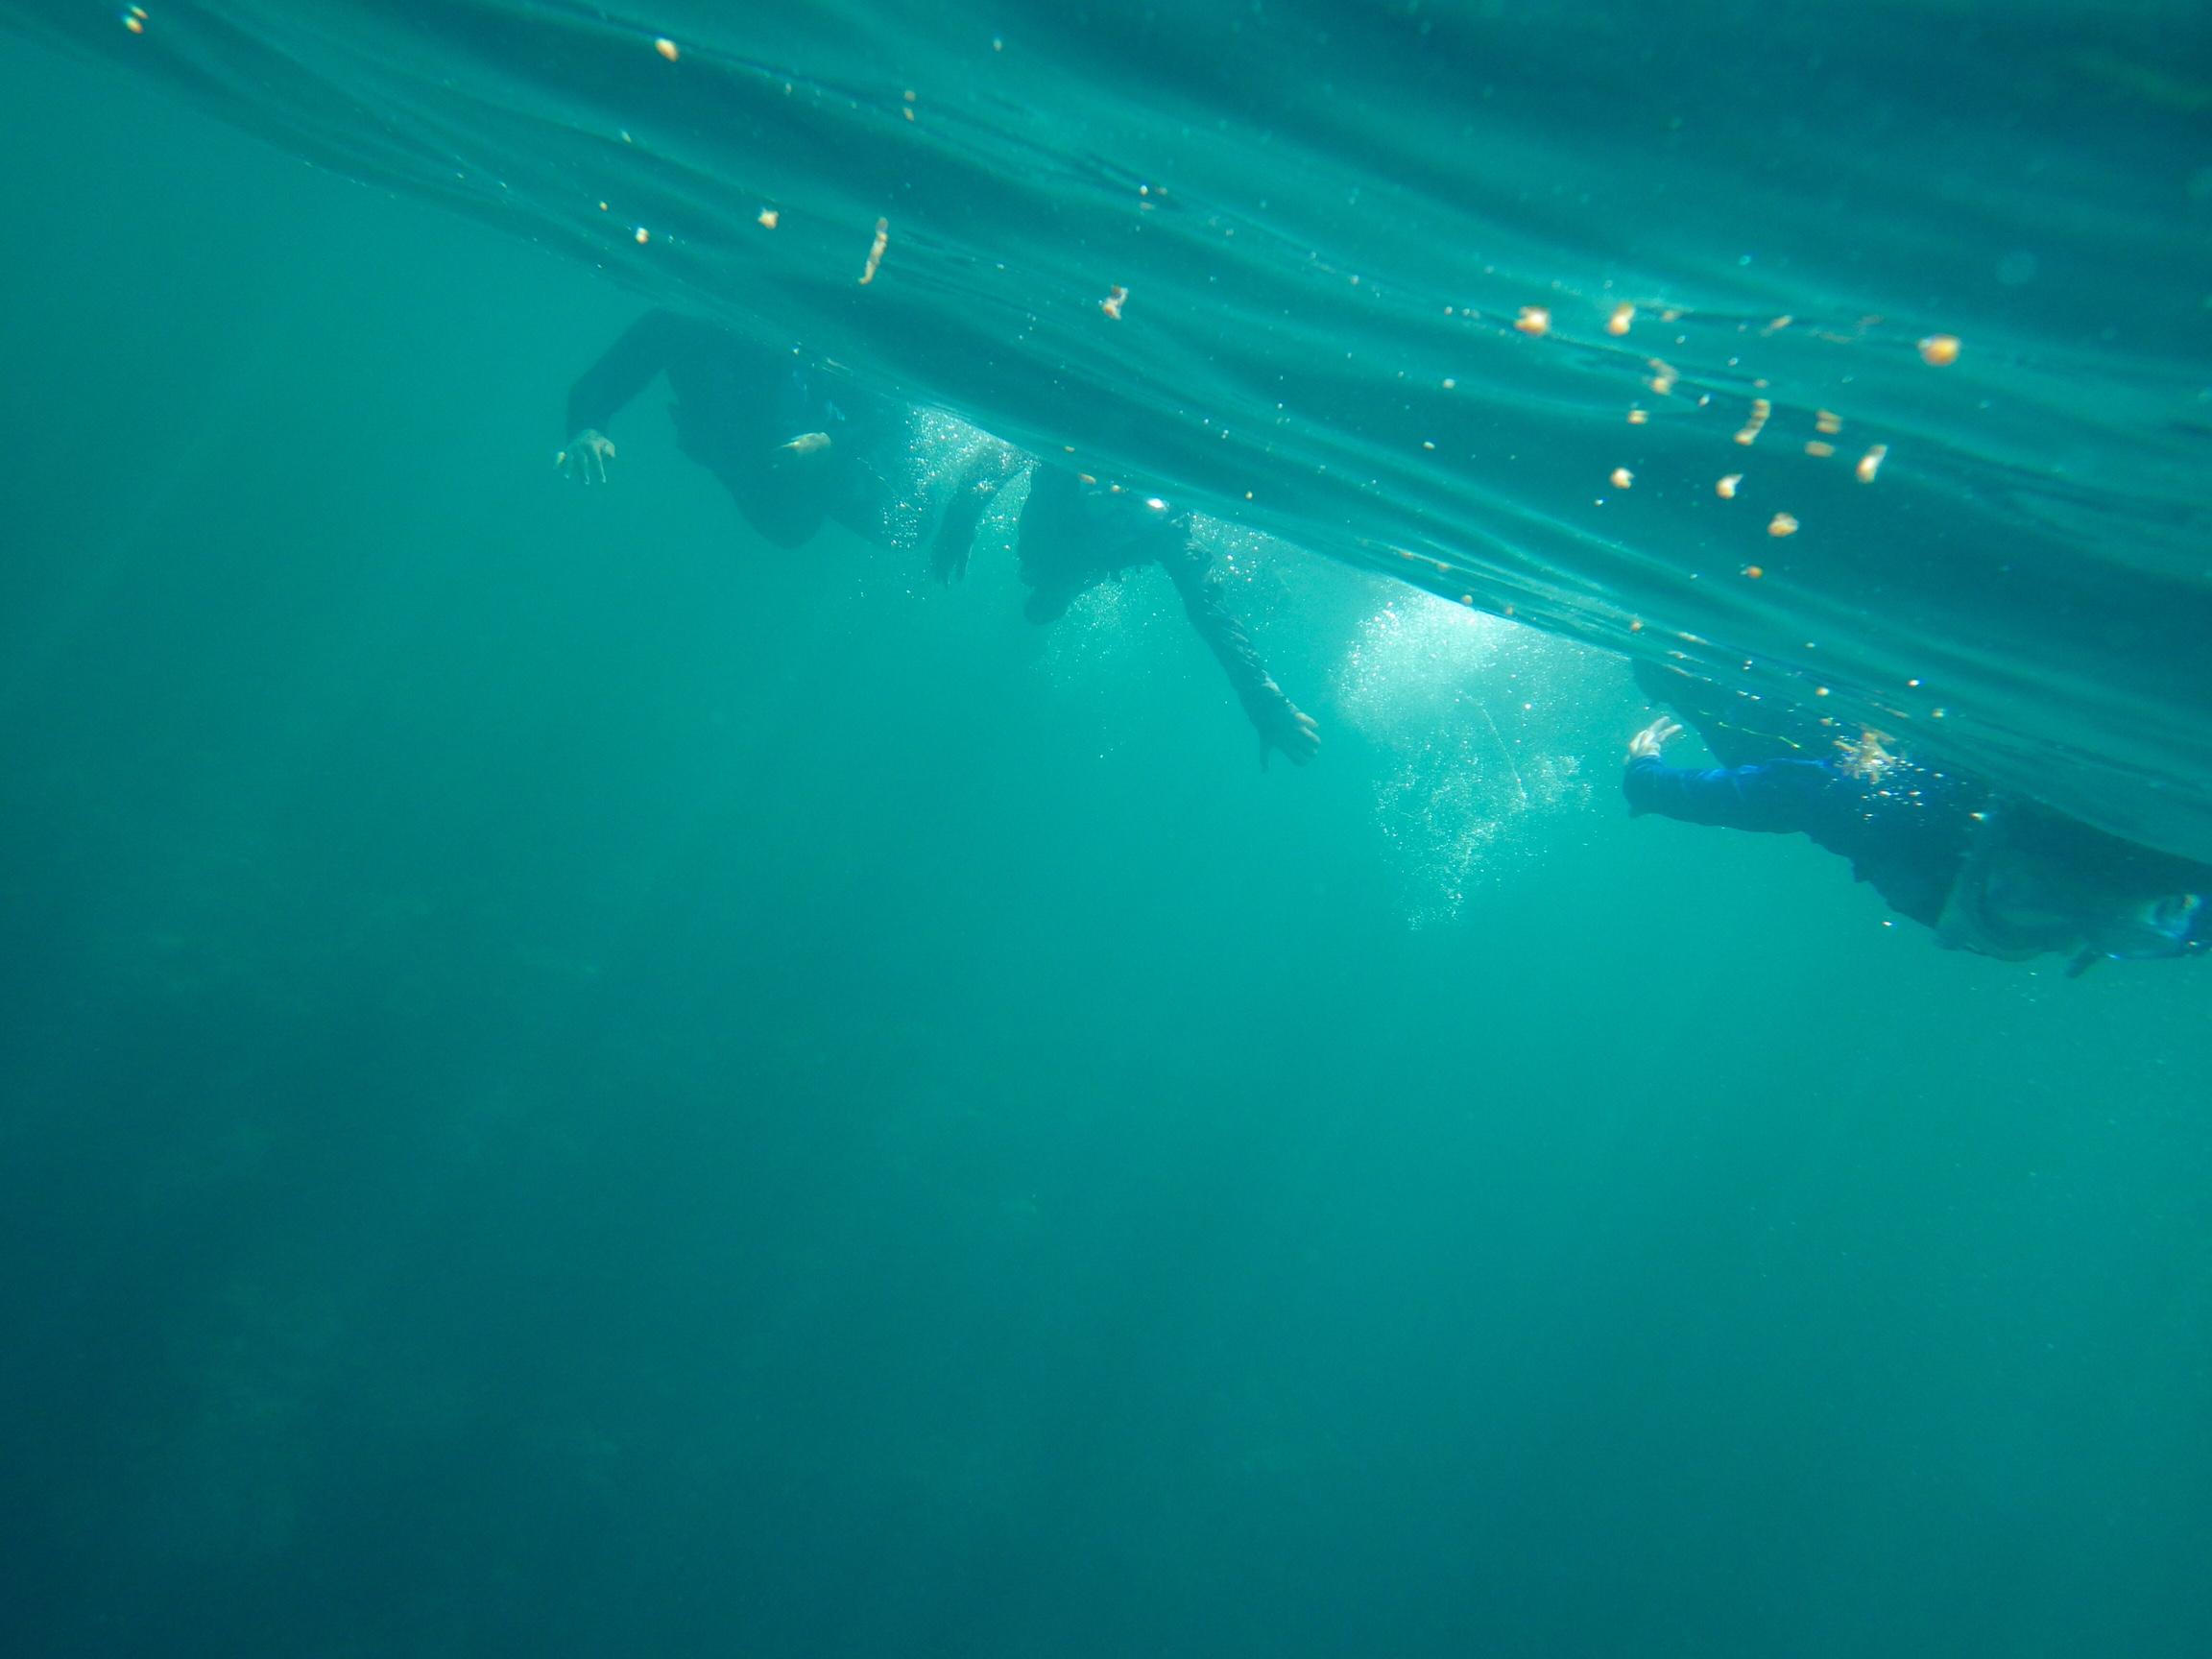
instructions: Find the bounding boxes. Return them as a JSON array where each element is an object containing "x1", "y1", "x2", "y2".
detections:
[{"x1": 2, "y1": 10, "x2": 2208, "y2": 1657}]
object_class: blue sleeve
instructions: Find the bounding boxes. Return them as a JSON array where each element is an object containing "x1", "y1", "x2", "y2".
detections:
[{"x1": 1623, "y1": 755, "x2": 1837, "y2": 834}]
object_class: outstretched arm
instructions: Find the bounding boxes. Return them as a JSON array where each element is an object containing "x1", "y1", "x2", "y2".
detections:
[
  {"x1": 1158, "y1": 541, "x2": 1320, "y2": 768},
  {"x1": 565, "y1": 309, "x2": 698, "y2": 437},
  {"x1": 559, "y1": 309, "x2": 705, "y2": 483},
  {"x1": 1623, "y1": 717, "x2": 1832, "y2": 832}
]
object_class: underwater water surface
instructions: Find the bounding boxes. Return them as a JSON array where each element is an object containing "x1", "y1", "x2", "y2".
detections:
[{"x1": 1, "y1": 7, "x2": 2208, "y2": 1658}]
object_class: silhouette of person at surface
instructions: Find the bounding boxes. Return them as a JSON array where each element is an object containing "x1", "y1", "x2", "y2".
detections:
[
  {"x1": 562, "y1": 308, "x2": 1319, "y2": 766},
  {"x1": 560, "y1": 308, "x2": 906, "y2": 549},
  {"x1": 1623, "y1": 663, "x2": 2211, "y2": 974}
]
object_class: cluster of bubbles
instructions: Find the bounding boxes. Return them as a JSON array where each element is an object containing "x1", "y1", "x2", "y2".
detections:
[{"x1": 1335, "y1": 594, "x2": 1602, "y2": 928}]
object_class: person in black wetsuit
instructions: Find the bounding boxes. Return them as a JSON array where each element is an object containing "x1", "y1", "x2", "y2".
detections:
[
  {"x1": 936, "y1": 463, "x2": 1321, "y2": 767},
  {"x1": 565, "y1": 309, "x2": 1320, "y2": 767},
  {"x1": 1623, "y1": 665, "x2": 2212, "y2": 973},
  {"x1": 559, "y1": 308, "x2": 909, "y2": 548}
]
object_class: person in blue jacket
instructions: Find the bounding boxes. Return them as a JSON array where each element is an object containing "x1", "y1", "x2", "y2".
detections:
[{"x1": 1623, "y1": 680, "x2": 2210, "y2": 973}]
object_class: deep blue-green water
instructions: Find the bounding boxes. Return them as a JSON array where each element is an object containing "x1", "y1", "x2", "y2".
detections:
[{"x1": 2, "y1": 6, "x2": 2209, "y2": 1657}]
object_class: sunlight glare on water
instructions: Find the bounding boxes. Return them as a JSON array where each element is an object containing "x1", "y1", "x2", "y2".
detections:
[{"x1": 1336, "y1": 595, "x2": 1599, "y2": 926}]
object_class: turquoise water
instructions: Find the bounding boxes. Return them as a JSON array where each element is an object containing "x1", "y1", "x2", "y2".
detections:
[{"x1": 2, "y1": 8, "x2": 2209, "y2": 1657}]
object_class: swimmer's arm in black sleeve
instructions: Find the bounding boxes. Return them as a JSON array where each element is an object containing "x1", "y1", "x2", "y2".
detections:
[
  {"x1": 1157, "y1": 539, "x2": 1322, "y2": 768},
  {"x1": 559, "y1": 309, "x2": 706, "y2": 484}
]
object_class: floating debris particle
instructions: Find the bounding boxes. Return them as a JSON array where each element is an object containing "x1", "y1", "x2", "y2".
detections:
[
  {"x1": 1610, "y1": 467, "x2": 1634, "y2": 489},
  {"x1": 1514, "y1": 306, "x2": 1551, "y2": 337},
  {"x1": 123, "y1": 7, "x2": 146, "y2": 33},
  {"x1": 1856, "y1": 444, "x2": 1888, "y2": 482},
  {"x1": 1815, "y1": 409, "x2": 1842, "y2": 435},
  {"x1": 1743, "y1": 565, "x2": 1765, "y2": 579},
  {"x1": 1606, "y1": 303, "x2": 1635, "y2": 336},
  {"x1": 1717, "y1": 474, "x2": 1742, "y2": 498},
  {"x1": 654, "y1": 36, "x2": 679, "y2": 61},
  {"x1": 1734, "y1": 397, "x2": 1771, "y2": 446},
  {"x1": 1626, "y1": 407, "x2": 1648, "y2": 425},
  {"x1": 1767, "y1": 512, "x2": 1799, "y2": 537},
  {"x1": 1101, "y1": 283, "x2": 1128, "y2": 321},
  {"x1": 1918, "y1": 333, "x2": 1960, "y2": 366},
  {"x1": 1628, "y1": 618, "x2": 1645, "y2": 633},
  {"x1": 634, "y1": 226, "x2": 651, "y2": 244},
  {"x1": 757, "y1": 207, "x2": 779, "y2": 228},
  {"x1": 778, "y1": 431, "x2": 833, "y2": 455},
  {"x1": 1647, "y1": 360, "x2": 1677, "y2": 397},
  {"x1": 858, "y1": 217, "x2": 889, "y2": 284},
  {"x1": 1805, "y1": 440, "x2": 1836, "y2": 458},
  {"x1": 1441, "y1": 376, "x2": 1456, "y2": 390}
]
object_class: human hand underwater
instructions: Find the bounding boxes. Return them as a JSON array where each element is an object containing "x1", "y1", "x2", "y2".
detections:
[
  {"x1": 1260, "y1": 702, "x2": 1323, "y2": 770},
  {"x1": 556, "y1": 429, "x2": 617, "y2": 485},
  {"x1": 1628, "y1": 716, "x2": 1680, "y2": 759}
]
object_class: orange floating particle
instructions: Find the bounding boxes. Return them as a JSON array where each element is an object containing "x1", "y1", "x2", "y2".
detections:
[
  {"x1": 1626, "y1": 407, "x2": 1648, "y2": 425},
  {"x1": 1856, "y1": 443, "x2": 1888, "y2": 483},
  {"x1": 757, "y1": 207, "x2": 779, "y2": 228},
  {"x1": 1918, "y1": 333, "x2": 1960, "y2": 366},
  {"x1": 1804, "y1": 441, "x2": 1836, "y2": 458},
  {"x1": 1101, "y1": 283, "x2": 1128, "y2": 321},
  {"x1": 634, "y1": 226, "x2": 650, "y2": 244},
  {"x1": 1628, "y1": 618, "x2": 1645, "y2": 633},
  {"x1": 123, "y1": 12, "x2": 144, "y2": 32},
  {"x1": 1514, "y1": 306, "x2": 1551, "y2": 337},
  {"x1": 858, "y1": 217, "x2": 889, "y2": 284},
  {"x1": 1610, "y1": 467, "x2": 1634, "y2": 489},
  {"x1": 654, "y1": 36, "x2": 680, "y2": 61},
  {"x1": 1767, "y1": 513, "x2": 1799, "y2": 537},
  {"x1": 1815, "y1": 409, "x2": 1842, "y2": 435},
  {"x1": 1606, "y1": 303, "x2": 1635, "y2": 336},
  {"x1": 1717, "y1": 474, "x2": 1742, "y2": 499},
  {"x1": 1743, "y1": 565, "x2": 1765, "y2": 579}
]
